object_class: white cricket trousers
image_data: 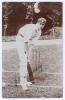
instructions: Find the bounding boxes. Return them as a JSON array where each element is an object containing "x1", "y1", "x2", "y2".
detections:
[{"x1": 16, "y1": 34, "x2": 28, "y2": 85}]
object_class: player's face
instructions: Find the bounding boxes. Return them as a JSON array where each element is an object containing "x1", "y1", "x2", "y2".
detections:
[{"x1": 40, "y1": 23, "x2": 45, "y2": 29}]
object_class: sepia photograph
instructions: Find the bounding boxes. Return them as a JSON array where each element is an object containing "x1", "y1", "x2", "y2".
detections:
[{"x1": 2, "y1": 2, "x2": 63, "y2": 98}]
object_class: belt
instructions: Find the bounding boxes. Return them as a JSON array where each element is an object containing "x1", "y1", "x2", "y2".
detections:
[{"x1": 20, "y1": 34, "x2": 24, "y2": 38}]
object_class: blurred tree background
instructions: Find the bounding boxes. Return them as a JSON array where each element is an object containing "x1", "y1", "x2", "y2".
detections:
[{"x1": 2, "y1": 2, "x2": 62, "y2": 36}]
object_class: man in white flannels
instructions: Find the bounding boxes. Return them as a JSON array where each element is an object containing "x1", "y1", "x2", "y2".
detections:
[{"x1": 16, "y1": 17, "x2": 46, "y2": 90}]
